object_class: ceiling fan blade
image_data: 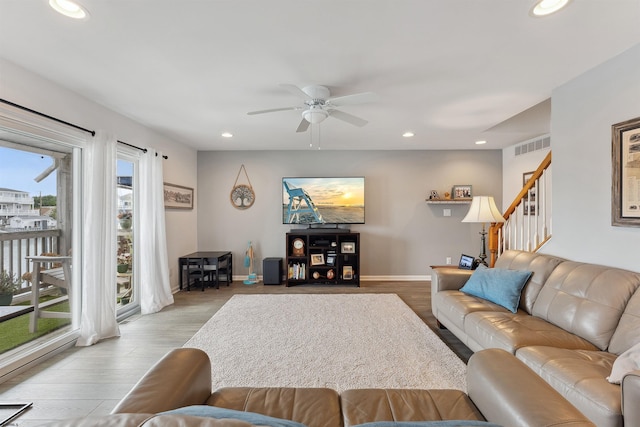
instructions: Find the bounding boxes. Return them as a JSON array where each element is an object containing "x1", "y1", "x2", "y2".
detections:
[
  {"x1": 296, "y1": 118, "x2": 310, "y2": 133},
  {"x1": 327, "y1": 92, "x2": 378, "y2": 107},
  {"x1": 280, "y1": 84, "x2": 312, "y2": 100},
  {"x1": 329, "y1": 110, "x2": 368, "y2": 127},
  {"x1": 247, "y1": 107, "x2": 299, "y2": 115}
]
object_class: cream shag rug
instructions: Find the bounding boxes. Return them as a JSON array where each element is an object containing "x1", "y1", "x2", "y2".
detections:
[{"x1": 184, "y1": 294, "x2": 466, "y2": 392}]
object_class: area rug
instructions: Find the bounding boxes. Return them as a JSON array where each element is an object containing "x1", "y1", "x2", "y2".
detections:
[{"x1": 183, "y1": 294, "x2": 466, "y2": 392}]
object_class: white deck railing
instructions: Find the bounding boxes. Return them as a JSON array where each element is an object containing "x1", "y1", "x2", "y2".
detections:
[{"x1": 0, "y1": 229, "x2": 62, "y2": 295}]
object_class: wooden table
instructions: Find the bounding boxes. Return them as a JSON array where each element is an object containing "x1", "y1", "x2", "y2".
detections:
[
  {"x1": 179, "y1": 251, "x2": 232, "y2": 290},
  {"x1": 0, "y1": 305, "x2": 34, "y2": 322}
]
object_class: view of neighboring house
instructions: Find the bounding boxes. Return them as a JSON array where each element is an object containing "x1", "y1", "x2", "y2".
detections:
[{"x1": 0, "y1": 187, "x2": 52, "y2": 229}]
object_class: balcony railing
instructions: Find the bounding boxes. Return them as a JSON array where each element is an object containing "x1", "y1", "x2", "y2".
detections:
[
  {"x1": 0, "y1": 229, "x2": 61, "y2": 297},
  {"x1": 0, "y1": 209, "x2": 40, "y2": 217}
]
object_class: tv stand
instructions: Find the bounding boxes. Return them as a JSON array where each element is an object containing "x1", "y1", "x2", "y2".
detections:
[{"x1": 285, "y1": 230, "x2": 360, "y2": 287}]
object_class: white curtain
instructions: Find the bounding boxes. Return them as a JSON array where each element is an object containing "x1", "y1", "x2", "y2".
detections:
[
  {"x1": 77, "y1": 131, "x2": 120, "y2": 346},
  {"x1": 139, "y1": 149, "x2": 173, "y2": 314}
]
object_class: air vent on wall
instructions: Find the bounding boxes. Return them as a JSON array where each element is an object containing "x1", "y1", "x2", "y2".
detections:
[{"x1": 514, "y1": 135, "x2": 551, "y2": 156}]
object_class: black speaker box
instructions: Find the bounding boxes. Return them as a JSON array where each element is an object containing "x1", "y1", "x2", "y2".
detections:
[{"x1": 263, "y1": 257, "x2": 282, "y2": 285}]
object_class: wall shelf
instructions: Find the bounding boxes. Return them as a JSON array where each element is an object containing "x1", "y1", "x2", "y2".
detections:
[{"x1": 425, "y1": 198, "x2": 472, "y2": 205}]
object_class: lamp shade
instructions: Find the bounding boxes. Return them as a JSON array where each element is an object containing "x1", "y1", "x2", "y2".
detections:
[{"x1": 461, "y1": 196, "x2": 505, "y2": 223}]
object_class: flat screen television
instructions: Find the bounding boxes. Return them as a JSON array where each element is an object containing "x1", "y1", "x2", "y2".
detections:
[{"x1": 282, "y1": 177, "x2": 365, "y2": 225}]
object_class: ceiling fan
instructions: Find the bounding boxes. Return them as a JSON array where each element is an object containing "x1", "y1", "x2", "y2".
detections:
[{"x1": 247, "y1": 84, "x2": 377, "y2": 133}]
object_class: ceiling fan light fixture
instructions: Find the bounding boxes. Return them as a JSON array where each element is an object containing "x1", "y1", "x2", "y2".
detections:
[
  {"x1": 531, "y1": 0, "x2": 571, "y2": 17},
  {"x1": 302, "y1": 108, "x2": 329, "y2": 124},
  {"x1": 49, "y1": 0, "x2": 90, "y2": 20}
]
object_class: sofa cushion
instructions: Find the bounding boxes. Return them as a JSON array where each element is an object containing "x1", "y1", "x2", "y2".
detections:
[
  {"x1": 460, "y1": 266, "x2": 532, "y2": 313},
  {"x1": 352, "y1": 422, "x2": 501, "y2": 427},
  {"x1": 160, "y1": 405, "x2": 306, "y2": 427},
  {"x1": 516, "y1": 346, "x2": 620, "y2": 427},
  {"x1": 494, "y1": 250, "x2": 565, "y2": 313},
  {"x1": 532, "y1": 262, "x2": 640, "y2": 350},
  {"x1": 433, "y1": 290, "x2": 509, "y2": 332},
  {"x1": 464, "y1": 311, "x2": 598, "y2": 354},
  {"x1": 608, "y1": 341, "x2": 640, "y2": 384},
  {"x1": 340, "y1": 389, "x2": 484, "y2": 427},
  {"x1": 608, "y1": 283, "x2": 640, "y2": 355},
  {"x1": 208, "y1": 387, "x2": 342, "y2": 427}
]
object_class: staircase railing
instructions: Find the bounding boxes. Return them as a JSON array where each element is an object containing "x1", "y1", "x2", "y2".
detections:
[{"x1": 489, "y1": 152, "x2": 552, "y2": 266}]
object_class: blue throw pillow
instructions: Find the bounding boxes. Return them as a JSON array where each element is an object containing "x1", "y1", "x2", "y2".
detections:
[
  {"x1": 353, "y1": 421, "x2": 502, "y2": 427},
  {"x1": 159, "y1": 405, "x2": 307, "y2": 427},
  {"x1": 459, "y1": 265, "x2": 532, "y2": 313}
]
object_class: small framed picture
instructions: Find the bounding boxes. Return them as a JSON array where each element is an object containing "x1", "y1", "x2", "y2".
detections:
[
  {"x1": 310, "y1": 254, "x2": 325, "y2": 266},
  {"x1": 341, "y1": 242, "x2": 356, "y2": 254},
  {"x1": 326, "y1": 254, "x2": 336, "y2": 266},
  {"x1": 452, "y1": 185, "x2": 472, "y2": 200},
  {"x1": 343, "y1": 266, "x2": 353, "y2": 280},
  {"x1": 522, "y1": 171, "x2": 537, "y2": 216},
  {"x1": 458, "y1": 254, "x2": 476, "y2": 270}
]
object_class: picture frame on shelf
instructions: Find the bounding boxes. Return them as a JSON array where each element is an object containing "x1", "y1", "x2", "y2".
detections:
[
  {"x1": 343, "y1": 266, "x2": 353, "y2": 280},
  {"x1": 310, "y1": 253, "x2": 325, "y2": 266},
  {"x1": 522, "y1": 171, "x2": 537, "y2": 216},
  {"x1": 452, "y1": 185, "x2": 472, "y2": 200},
  {"x1": 163, "y1": 183, "x2": 194, "y2": 210},
  {"x1": 612, "y1": 116, "x2": 640, "y2": 227},
  {"x1": 326, "y1": 254, "x2": 336, "y2": 266},
  {"x1": 341, "y1": 242, "x2": 356, "y2": 254}
]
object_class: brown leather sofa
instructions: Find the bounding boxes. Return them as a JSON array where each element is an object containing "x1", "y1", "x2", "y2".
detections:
[
  {"x1": 431, "y1": 250, "x2": 640, "y2": 427},
  {"x1": 44, "y1": 347, "x2": 594, "y2": 427}
]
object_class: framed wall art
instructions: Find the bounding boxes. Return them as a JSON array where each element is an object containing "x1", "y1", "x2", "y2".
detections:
[
  {"x1": 522, "y1": 171, "x2": 537, "y2": 215},
  {"x1": 452, "y1": 185, "x2": 472, "y2": 200},
  {"x1": 612, "y1": 116, "x2": 640, "y2": 227},
  {"x1": 163, "y1": 183, "x2": 194, "y2": 210}
]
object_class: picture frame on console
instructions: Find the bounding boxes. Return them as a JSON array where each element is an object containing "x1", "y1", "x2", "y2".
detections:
[
  {"x1": 612, "y1": 116, "x2": 640, "y2": 227},
  {"x1": 310, "y1": 254, "x2": 325, "y2": 266}
]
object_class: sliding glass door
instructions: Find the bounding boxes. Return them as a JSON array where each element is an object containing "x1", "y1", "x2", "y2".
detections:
[{"x1": 116, "y1": 155, "x2": 139, "y2": 318}]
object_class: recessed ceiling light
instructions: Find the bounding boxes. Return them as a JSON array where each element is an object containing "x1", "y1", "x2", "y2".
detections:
[
  {"x1": 475, "y1": 140, "x2": 487, "y2": 145},
  {"x1": 221, "y1": 132, "x2": 233, "y2": 138},
  {"x1": 402, "y1": 132, "x2": 415, "y2": 138},
  {"x1": 49, "y1": 0, "x2": 90, "y2": 20},
  {"x1": 531, "y1": 0, "x2": 571, "y2": 17}
]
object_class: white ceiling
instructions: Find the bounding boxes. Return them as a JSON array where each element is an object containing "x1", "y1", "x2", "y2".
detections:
[{"x1": 1, "y1": 1, "x2": 639, "y2": 151}]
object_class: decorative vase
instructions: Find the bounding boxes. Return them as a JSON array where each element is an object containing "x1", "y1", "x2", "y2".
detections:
[
  {"x1": 119, "y1": 219, "x2": 131, "y2": 230},
  {"x1": 117, "y1": 264, "x2": 129, "y2": 274},
  {"x1": 0, "y1": 292, "x2": 13, "y2": 306}
]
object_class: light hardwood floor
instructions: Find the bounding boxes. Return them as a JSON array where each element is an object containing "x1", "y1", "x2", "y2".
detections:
[{"x1": 0, "y1": 280, "x2": 472, "y2": 426}]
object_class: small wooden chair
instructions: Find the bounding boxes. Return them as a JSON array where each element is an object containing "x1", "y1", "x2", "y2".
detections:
[{"x1": 25, "y1": 255, "x2": 72, "y2": 333}]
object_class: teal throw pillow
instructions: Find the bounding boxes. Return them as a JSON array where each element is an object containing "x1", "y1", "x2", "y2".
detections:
[
  {"x1": 459, "y1": 265, "x2": 532, "y2": 313},
  {"x1": 159, "y1": 405, "x2": 307, "y2": 427},
  {"x1": 353, "y1": 421, "x2": 502, "y2": 427}
]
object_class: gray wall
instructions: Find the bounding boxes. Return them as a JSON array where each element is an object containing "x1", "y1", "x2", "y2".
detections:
[
  {"x1": 196, "y1": 150, "x2": 502, "y2": 279},
  {"x1": 543, "y1": 43, "x2": 640, "y2": 271}
]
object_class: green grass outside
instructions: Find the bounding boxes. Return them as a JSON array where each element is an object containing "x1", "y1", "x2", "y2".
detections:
[{"x1": 0, "y1": 298, "x2": 71, "y2": 354}]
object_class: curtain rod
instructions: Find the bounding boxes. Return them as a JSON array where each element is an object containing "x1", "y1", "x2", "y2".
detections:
[
  {"x1": 117, "y1": 140, "x2": 168, "y2": 159},
  {"x1": 0, "y1": 98, "x2": 96, "y2": 136},
  {"x1": 0, "y1": 98, "x2": 170, "y2": 160}
]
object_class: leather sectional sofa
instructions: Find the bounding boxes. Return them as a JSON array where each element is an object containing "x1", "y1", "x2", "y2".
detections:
[
  {"x1": 431, "y1": 250, "x2": 640, "y2": 427},
  {"x1": 44, "y1": 347, "x2": 595, "y2": 427}
]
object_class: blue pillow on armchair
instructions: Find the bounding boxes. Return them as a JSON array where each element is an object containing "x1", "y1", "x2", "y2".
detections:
[{"x1": 459, "y1": 265, "x2": 532, "y2": 313}]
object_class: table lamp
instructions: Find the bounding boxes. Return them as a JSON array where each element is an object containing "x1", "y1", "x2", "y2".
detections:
[{"x1": 462, "y1": 196, "x2": 505, "y2": 266}]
